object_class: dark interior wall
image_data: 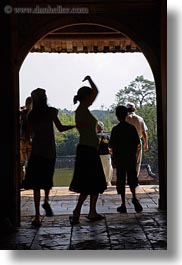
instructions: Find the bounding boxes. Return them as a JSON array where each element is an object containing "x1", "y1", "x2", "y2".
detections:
[
  {"x1": 0, "y1": 0, "x2": 166, "y2": 230},
  {"x1": 158, "y1": 0, "x2": 167, "y2": 210},
  {"x1": 0, "y1": 7, "x2": 20, "y2": 229}
]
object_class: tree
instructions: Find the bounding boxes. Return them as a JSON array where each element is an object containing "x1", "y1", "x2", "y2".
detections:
[
  {"x1": 114, "y1": 75, "x2": 156, "y2": 109},
  {"x1": 54, "y1": 111, "x2": 78, "y2": 156},
  {"x1": 55, "y1": 130, "x2": 79, "y2": 156}
]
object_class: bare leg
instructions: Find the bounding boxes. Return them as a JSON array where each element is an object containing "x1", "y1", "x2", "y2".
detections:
[
  {"x1": 130, "y1": 186, "x2": 143, "y2": 212},
  {"x1": 120, "y1": 186, "x2": 126, "y2": 206},
  {"x1": 130, "y1": 186, "x2": 136, "y2": 200},
  {"x1": 33, "y1": 190, "x2": 41, "y2": 221},
  {"x1": 73, "y1": 193, "x2": 88, "y2": 217},
  {"x1": 42, "y1": 189, "x2": 53, "y2": 216},
  {"x1": 44, "y1": 189, "x2": 50, "y2": 204},
  {"x1": 88, "y1": 194, "x2": 99, "y2": 217},
  {"x1": 117, "y1": 181, "x2": 127, "y2": 213},
  {"x1": 87, "y1": 194, "x2": 104, "y2": 220},
  {"x1": 69, "y1": 193, "x2": 87, "y2": 224},
  {"x1": 116, "y1": 166, "x2": 126, "y2": 207}
]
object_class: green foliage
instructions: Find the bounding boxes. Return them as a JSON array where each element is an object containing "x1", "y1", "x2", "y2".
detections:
[
  {"x1": 54, "y1": 75, "x2": 158, "y2": 173},
  {"x1": 54, "y1": 110, "x2": 79, "y2": 156},
  {"x1": 113, "y1": 75, "x2": 156, "y2": 109},
  {"x1": 92, "y1": 109, "x2": 117, "y2": 132},
  {"x1": 55, "y1": 129, "x2": 79, "y2": 156}
]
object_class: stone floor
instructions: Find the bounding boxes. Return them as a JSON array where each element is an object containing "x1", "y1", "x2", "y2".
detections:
[{"x1": 0, "y1": 185, "x2": 167, "y2": 250}]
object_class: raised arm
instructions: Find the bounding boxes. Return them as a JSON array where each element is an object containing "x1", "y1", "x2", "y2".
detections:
[
  {"x1": 82, "y1": 75, "x2": 98, "y2": 104},
  {"x1": 52, "y1": 111, "x2": 75, "y2": 132}
]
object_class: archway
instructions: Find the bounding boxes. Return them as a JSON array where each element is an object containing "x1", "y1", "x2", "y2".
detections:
[
  {"x1": 0, "y1": 1, "x2": 166, "y2": 230},
  {"x1": 18, "y1": 23, "x2": 159, "y2": 219}
]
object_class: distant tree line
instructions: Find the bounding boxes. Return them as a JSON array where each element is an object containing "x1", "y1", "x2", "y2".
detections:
[{"x1": 54, "y1": 75, "x2": 158, "y2": 173}]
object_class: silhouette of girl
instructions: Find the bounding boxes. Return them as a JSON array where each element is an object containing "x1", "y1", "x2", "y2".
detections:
[
  {"x1": 69, "y1": 76, "x2": 107, "y2": 224},
  {"x1": 23, "y1": 88, "x2": 75, "y2": 226}
]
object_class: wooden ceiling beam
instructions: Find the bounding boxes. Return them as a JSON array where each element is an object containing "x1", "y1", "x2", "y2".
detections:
[{"x1": 43, "y1": 34, "x2": 128, "y2": 41}]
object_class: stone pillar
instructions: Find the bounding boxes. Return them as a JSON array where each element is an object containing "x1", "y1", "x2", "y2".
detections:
[
  {"x1": 0, "y1": 4, "x2": 20, "y2": 232},
  {"x1": 158, "y1": 0, "x2": 167, "y2": 210}
]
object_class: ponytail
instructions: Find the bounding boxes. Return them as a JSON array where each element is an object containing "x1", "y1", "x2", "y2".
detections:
[{"x1": 73, "y1": 86, "x2": 91, "y2": 104}]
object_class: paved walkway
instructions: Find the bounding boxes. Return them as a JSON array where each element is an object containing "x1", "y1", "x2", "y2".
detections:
[{"x1": 0, "y1": 185, "x2": 167, "y2": 250}]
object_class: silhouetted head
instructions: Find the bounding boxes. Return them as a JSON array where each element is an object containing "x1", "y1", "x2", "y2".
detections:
[
  {"x1": 97, "y1": 121, "x2": 104, "y2": 132},
  {"x1": 73, "y1": 86, "x2": 92, "y2": 104},
  {"x1": 115, "y1": 105, "x2": 128, "y2": 121},
  {"x1": 31, "y1": 88, "x2": 47, "y2": 109},
  {"x1": 126, "y1": 102, "x2": 136, "y2": 113},
  {"x1": 25, "y1": 96, "x2": 32, "y2": 110}
]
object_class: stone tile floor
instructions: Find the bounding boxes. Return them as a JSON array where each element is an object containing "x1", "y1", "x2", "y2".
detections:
[{"x1": 0, "y1": 185, "x2": 167, "y2": 250}]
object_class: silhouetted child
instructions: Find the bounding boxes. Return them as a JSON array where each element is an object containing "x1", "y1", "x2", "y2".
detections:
[
  {"x1": 109, "y1": 105, "x2": 143, "y2": 213},
  {"x1": 126, "y1": 102, "x2": 148, "y2": 176}
]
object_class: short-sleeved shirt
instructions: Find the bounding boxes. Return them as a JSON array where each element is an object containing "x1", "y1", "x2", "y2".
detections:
[
  {"x1": 97, "y1": 133, "x2": 110, "y2": 155},
  {"x1": 109, "y1": 121, "x2": 140, "y2": 161},
  {"x1": 126, "y1": 112, "x2": 148, "y2": 138},
  {"x1": 28, "y1": 107, "x2": 58, "y2": 159},
  {"x1": 76, "y1": 105, "x2": 99, "y2": 149}
]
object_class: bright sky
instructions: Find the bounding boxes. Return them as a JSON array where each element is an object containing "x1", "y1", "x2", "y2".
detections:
[{"x1": 20, "y1": 52, "x2": 154, "y2": 111}]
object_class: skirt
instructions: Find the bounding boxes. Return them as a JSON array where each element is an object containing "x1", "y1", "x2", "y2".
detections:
[
  {"x1": 69, "y1": 144, "x2": 107, "y2": 195},
  {"x1": 22, "y1": 154, "x2": 55, "y2": 190}
]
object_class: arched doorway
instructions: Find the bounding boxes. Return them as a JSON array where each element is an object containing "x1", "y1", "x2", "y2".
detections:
[
  {"x1": 18, "y1": 21, "x2": 159, "y2": 214},
  {"x1": 1, "y1": 2, "x2": 166, "y2": 230}
]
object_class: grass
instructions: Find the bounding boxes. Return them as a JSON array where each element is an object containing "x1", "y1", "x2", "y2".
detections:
[{"x1": 53, "y1": 168, "x2": 73, "y2": 187}]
